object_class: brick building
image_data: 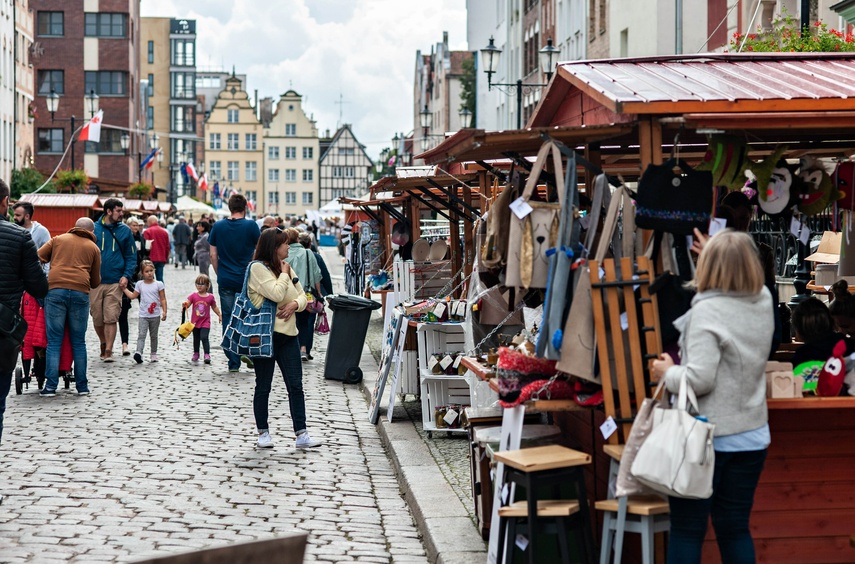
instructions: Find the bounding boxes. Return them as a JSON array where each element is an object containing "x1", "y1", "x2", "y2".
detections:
[{"x1": 31, "y1": 0, "x2": 142, "y2": 192}]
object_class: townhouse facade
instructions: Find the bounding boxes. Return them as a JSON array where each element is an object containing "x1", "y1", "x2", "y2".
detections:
[{"x1": 318, "y1": 125, "x2": 373, "y2": 207}]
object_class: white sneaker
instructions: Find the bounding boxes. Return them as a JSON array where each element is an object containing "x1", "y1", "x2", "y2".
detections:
[
  {"x1": 295, "y1": 432, "x2": 321, "y2": 449},
  {"x1": 257, "y1": 431, "x2": 274, "y2": 448}
]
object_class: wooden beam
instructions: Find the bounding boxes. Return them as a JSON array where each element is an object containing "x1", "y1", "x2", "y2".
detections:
[{"x1": 462, "y1": 184, "x2": 475, "y2": 289}]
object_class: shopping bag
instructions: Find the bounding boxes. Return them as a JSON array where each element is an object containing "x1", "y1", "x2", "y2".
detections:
[
  {"x1": 221, "y1": 261, "x2": 276, "y2": 358},
  {"x1": 631, "y1": 373, "x2": 716, "y2": 499},
  {"x1": 315, "y1": 311, "x2": 330, "y2": 335},
  {"x1": 615, "y1": 379, "x2": 667, "y2": 497}
]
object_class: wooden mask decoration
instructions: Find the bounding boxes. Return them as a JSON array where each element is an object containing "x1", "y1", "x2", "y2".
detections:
[{"x1": 797, "y1": 158, "x2": 842, "y2": 216}]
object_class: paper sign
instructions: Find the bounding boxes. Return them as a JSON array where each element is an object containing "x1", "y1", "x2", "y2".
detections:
[
  {"x1": 453, "y1": 355, "x2": 462, "y2": 369},
  {"x1": 790, "y1": 217, "x2": 810, "y2": 246},
  {"x1": 515, "y1": 534, "x2": 529, "y2": 551},
  {"x1": 433, "y1": 302, "x2": 447, "y2": 319},
  {"x1": 600, "y1": 416, "x2": 618, "y2": 440},
  {"x1": 709, "y1": 217, "x2": 727, "y2": 237},
  {"x1": 440, "y1": 355, "x2": 453, "y2": 370},
  {"x1": 428, "y1": 356, "x2": 439, "y2": 370},
  {"x1": 443, "y1": 408, "x2": 459, "y2": 426},
  {"x1": 501, "y1": 484, "x2": 509, "y2": 504},
  {"x1": 510, "y1": 197, "x2": 534, "y2": 220}
]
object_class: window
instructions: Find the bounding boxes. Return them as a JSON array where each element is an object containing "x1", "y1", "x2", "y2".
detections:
[
  {"x1": 268, "y1": 169, "x2": 280, "y2": 182},
  {"x1": 170, "y1": 106, "x2": 195, "y2": 133},
  {"x1": 333, "y1": 166, "x2": 342, "y2": 178},
  {"x1": 209, "y1": 133, "x2": 221, "y2": 150},
  {"x1": 345, "y1": 166, "x2": 355, "y2": 178},
  {"x1": 268, "y1": 192, "x2": 279, "y2": 206},
  {"x1": 85, "y1": 71, "x2": 126, "y2": 96},
  {"x1": 37, "y1": 12, "x2": 63, "y2": 36},
  {"x1": 227, "y1": 133, "x2": 239, "y2": 150},
  {"x1": 334, "y1": 166, "x2": 355, "y2": 178},
  {"x1": 146, "y1": 106, "x2": 153, "y2": 129},
  {"x1": 338, "y1": 147, "x2": 355, "y2": 156},
  {"x1": 268, "y1": 146, "x2": 279, "y2": 160},
  {"x1": 147, "y1": 40, "x2": 154, "y2": 64},
  {"x1": 171, "y1": 72, "x2": 195, "y2": 99},
  {"x1": 302, "y1": 192, "x2": 313, "y2": 205},
  {"x1": 302, "y1": 169, "x2": 313, "y2": 182},
  {"x1": 84, "y1": 129, "x2": 124, "y2": 153},
  {"x1": 285, "y1": 123, "x2": 296, "y2": 136},
  {"x1": 302, "y1": 147, "x2": 313, "y2": 159},
  {"x1": 245, "y1": 162, "x2": 257, "y2": 181},
  {"x1": 208, "y1": 161, "x2": 221, "y2": 179},
  {"x1": 171, "y1": 39, "x2": 195, "y2": 66},
  {"x1": 146, "y1": 74, "x2": 154, "y2": 97},
  {"x1": 37, "y1": 128, "x2": 63, "y2": 153},
  {"x1": 227, "y1": 109, "x2": 239, "y2": 123},
  {"x1": 285, "y1": 146, "x2": 296, "y2": 159},
  {"x1": 37, "y1": 70, "x2": 63, "y2": 95},
  {"x1": 285, "y1": 192, "x2": 297, "y2": 205},
  {"x1": 245, "y1": 133, "x2": 257, "y2": 150},
  {"x1": 84, "y1": 13, "x2": 127, "y2": 38},
  {"x1": 245, "y1": 191, "x2": 257, "y2": 204},
  {"x1": 227, "y1": 161, "x2": 239, "y2": 181},
  {"x1": 285, "y1": 169, "x2": 297, "y2": 182}
]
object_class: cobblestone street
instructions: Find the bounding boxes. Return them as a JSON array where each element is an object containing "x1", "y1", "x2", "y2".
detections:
[{"x1": 0, "y1": 258, "x2": 428, "y2": 563}]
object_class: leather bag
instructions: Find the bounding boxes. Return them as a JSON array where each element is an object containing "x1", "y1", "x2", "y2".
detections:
[
  {"x1": 615, "y1": 378, "x2": 667, "y2": 498},
  {"x1": 221, "y1": 261, "x2": 277, "y2": 358},
  {"x1": 506, "y1": 141, "x2": 565, "y2": 289},
  {"x1": 630, "y1": 373, "x2": 716, "y2": 499},
  {"x1": 635, "y1": 158, "x2": 714, "y2": 236},
  {"x1": 482, "y1": 173, "x2": 520, "y2": 270},
  {"x1": 0, "y1": 302, "x2": 28, "y2": 372}
]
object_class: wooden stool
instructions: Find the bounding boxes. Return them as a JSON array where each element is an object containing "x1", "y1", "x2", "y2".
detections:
[{"x1": 492, "y1": 445, "x2": 594, "y2": 564}]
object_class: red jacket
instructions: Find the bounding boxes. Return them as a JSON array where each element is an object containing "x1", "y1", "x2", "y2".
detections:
[
  {"x1": 143, "y1": 224, "x2": 170, "y2": 263},
  {"x1": 19, "y1": 292, "x2": 72, "y2": 370}
]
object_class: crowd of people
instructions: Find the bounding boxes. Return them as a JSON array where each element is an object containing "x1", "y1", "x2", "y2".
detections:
[{"x1": 0, "y1": 182, "x2": 330, "y2": 456}]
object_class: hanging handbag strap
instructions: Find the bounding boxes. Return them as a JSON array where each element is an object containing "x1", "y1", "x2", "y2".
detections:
[
  {"x1": 521, "y1": 141, "x2": 566, "y2": 207},
  {"x1": 594, "y1": 185, "x2": 635, "y2": 263}
]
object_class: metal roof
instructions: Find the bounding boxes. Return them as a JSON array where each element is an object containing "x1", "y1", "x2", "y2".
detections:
[
  {"x1": 534, "y1": 53, "x2": 855, "y2": 121},
  {"x1": 18, "y1": 193, "x2": 101, "y2": 208}
]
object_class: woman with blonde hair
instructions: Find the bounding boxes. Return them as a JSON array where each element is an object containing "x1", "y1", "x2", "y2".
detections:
[{"x1": 652, "y1": 229, "x2": 774, "y2": 564}]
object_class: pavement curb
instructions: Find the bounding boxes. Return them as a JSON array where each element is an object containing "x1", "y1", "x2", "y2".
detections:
[{"x1": 355, "y1": 347, "x2": 487, "y2": 564}]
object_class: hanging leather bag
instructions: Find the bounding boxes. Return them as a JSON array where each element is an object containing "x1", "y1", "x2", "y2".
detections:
[
  {"x1": 635, "y1": 158, "x2": 714, "y2": 236},
  {"x1": 482, "y1": 173, "x2": 519, "y2": 270},
  {"x1": 506, "y1": 141, "x2": 565, "y2": 289}
]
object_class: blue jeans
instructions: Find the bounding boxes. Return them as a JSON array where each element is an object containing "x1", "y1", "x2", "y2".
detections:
[
  {"x1": 153, "y1": 262, "x2": 165, "y2": 282},
  {"x1": 0, "y1": 368, "x2": 11, "y2": 443},
  {"x1": 668, "y1": 449, "x2": 768, "y2": 564},
  {"x1": 218, "y1": 287, "x2": 240, "y2": 370},
  {"x1": 45, "y1": 289, "x2": 91, "y2": 392},
  {"x1": 252, "y1": 333, "x2": 306, "y2": 435}
]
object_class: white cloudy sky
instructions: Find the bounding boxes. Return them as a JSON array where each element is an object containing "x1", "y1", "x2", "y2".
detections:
[{"x1": 140, "y1": 0, "x2": 468, "y2": 160}]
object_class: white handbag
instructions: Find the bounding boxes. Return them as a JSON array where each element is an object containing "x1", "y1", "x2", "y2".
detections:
[{"x1": 630, "y1": 373, "x2": 716, "y2": 499}]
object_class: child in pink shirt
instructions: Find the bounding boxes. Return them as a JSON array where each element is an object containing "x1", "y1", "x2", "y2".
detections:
[{"x1": 182, "y1": 274, "x2": 222, "y2": 364}]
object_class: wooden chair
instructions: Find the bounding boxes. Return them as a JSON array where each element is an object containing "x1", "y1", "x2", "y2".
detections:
[
  {"x1": 589, "y1": 255, "x2": 670, "y2": 564},
  {"x1": 492, "y1": 444, "x2": 595, "y2": 564}
]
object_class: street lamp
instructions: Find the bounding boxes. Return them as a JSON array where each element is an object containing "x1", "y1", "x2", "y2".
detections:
[
  {"x1": 479, "y1": 36, "x2": 560, "y2": 129},
  {"x1": 47, "y1": 89, "x2": 94, "y2": 170},
  {"x1": 458, "y1": 107, "x2": 472, "y2": 129},
  {"x1": 150, "y1": 133, "x2": 159, "y2": 150},
  {"x1": 86, "y1": 90, "x2": 99, "y2": 118},
  {"x1": 419, "y1": 105, "x2": 432, "y2": 133}
]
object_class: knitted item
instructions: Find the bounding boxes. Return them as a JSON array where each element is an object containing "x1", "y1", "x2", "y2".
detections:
[
  {"x1": 496, "y1": 346, "x2": 558, "y2": 404},
  {"x1": 499, "y1": 378, "x2": 574, "y2": 408}
]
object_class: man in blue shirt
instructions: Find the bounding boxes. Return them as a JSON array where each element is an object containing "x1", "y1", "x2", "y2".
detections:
[
  {"x1": 92, "y1": 199, "x2": 137, "y2": 362},
  {"x1": 209, "y1": 193, "x2": 260, "y2": 372}
]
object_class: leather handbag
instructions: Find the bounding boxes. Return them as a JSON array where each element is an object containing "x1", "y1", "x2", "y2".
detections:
[
  {"x1": 631, "y1": 373, "x2": 716, "y2": 499},
  {"x1": 482, "y1": 173, "x2": 520, "y2": 270},
  {"x1": 0, "y1": 301, "x2": 28, "y2": 372},
  {"x1": 615, "y1": 378, "x2": 667, "y2": 498},
  {"x1": 556, "y1": 184, "x2": 636, "y2": 383},
  {"x1": 221, "y1": 261, "x2": 277, "y2": 358},
  {"x1": 506, "y1": 141, "x2": 565, "y2": 289},
  {"x1": 635, "y1": 158, "x2": 714, "y2": 236}
]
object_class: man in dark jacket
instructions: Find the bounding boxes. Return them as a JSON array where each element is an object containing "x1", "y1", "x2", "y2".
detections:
[
  {"x1": 0, "y1": 178, "x2": 48, "y2": 446},
  {"x1": 172, "y1": 215, "x2": 192, "y2": 268},
  {"x1": 92, "y1": 198, "x2": 137, "y2": 362}
]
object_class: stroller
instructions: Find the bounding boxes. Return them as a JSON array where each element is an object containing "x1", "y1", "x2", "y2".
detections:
[{"x1": 15, "y1": 292, "x2": 74, "y2": 394}]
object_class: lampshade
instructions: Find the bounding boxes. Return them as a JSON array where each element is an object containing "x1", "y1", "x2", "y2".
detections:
[
  {"x1": 419, "y1": 105, "x2": 432, "y2": 129},
  {"x1": 539, "y1": 38, "x2": 560, "y2": 79},
  {"x1": 120, "y1": 133, "x2": 130, "y2": 151},
  {"x1": 480, "y1": 37, "x2": 501, "y2": 77},
  {"x1": 46, "y1": 90, "x2": 60, "y2": 114}
]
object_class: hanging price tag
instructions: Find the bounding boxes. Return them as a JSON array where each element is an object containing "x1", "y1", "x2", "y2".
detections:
[
  {"x1": 790, "y1": 216, "x2": 810, "y2": 246},
  {"x1": 510, "y1": 197, "x2": 534, "y2": 220},
  {"x1": 439, "y1": 355, "x2": 453, "y2": 370},
  {"x1": 600, "y1": 416, "x2": 618, "y2": 440}
]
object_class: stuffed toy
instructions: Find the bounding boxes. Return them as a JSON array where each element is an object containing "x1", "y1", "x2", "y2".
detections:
[
  {"x1": 817, "y1": 339, "x2": 847, "y2": 396},
  {"x1": 832, "y1": 161, "x2": 855, "y2": 211},
  {"x1": 749, "y1": 146, "x2": 787, "y2": 201},
  {"x1": 697, "y1": 135, "x2": 751, "y2": 190},
  {"x1": 797, "y1": 157, "x2": 843, "y2": 216}
]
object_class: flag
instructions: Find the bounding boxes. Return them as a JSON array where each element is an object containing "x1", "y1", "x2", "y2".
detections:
[
  {"x1": 197, "y1": 173, "x2": 208, "y2": 192},
  {"x1": 213, "y1": 181, "x2": 220, "y2": 198},
  {"x1": 139, "y1": 148, "x2": 158, "y2": 170},
  {"x1": 78, "y1": 110, "x2": 103, "y2": 143},
  {"x1": 180, "y1": 163, "x2": 189, "y2": 184},
  {"x1": 186, "y1": 162, "x2": 198, "y2": 182},
  {"x1": 247, "y1": 199, "x2": 255, "y2": 212}
]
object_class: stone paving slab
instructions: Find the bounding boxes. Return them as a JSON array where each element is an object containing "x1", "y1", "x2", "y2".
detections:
[{"x1": 0, "y1": 257, "x2": 427, "y2": 563}]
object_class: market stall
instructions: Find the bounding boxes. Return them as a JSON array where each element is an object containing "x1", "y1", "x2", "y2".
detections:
[{"x1": 414, "y1": 52, "x2": 855, "y2": 563}]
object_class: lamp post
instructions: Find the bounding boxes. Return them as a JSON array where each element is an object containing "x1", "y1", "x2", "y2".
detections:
[
  {"x1": 458, "y1": 107, "x2": 472, "y2": 129},
  {"x1": 479, "y1": 37, "x2": 560, "y2": 129},
  {"x1": 46, "y1": 89, "x2": 99, "y2": 170}
]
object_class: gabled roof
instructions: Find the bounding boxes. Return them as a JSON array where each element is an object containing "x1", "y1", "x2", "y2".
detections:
[
  {"x1": 318, "y1": 124, "x2": 373, "y2": 166},
  {"x1": 18, "y1": 194, "x2": 101, "y2": 208},
  {"x1": 530, "y1": 52, "x2": 855, "y2": 127}
]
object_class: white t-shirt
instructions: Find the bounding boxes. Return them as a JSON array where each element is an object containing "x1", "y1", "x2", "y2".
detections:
[{"x1": 137, "y1": 280, "x2": 165, "y2": 318}]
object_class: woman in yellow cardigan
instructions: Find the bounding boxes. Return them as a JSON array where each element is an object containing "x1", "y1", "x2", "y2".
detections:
[{"x1": 247, "y1": 228, "x2": 321, "y2": 449}]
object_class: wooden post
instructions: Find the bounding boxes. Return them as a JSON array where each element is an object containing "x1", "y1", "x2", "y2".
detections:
[
  {"x1": 410, "y1": 196, "x2": 421, "y2": 241},
  {"x1": 462, "y1": 184, "x2": 475, "y2": 286},
  {"x1": 449, "y1": 185, "x2": 462, "y2": 298}
]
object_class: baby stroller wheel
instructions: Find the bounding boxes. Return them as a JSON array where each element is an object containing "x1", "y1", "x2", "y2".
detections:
[{"x1": 15, "y1": 367, "x2": 23, "y2": 395}]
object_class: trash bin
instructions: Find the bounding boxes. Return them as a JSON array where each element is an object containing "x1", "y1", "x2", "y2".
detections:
[{"x1": 324, "y1": 294, "x2": 381, "y2": 384}]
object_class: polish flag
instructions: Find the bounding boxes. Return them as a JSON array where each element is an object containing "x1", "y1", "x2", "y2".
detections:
[
  {"x1": 186, "y1": 161, "x2": 198, "y2": 182},
  {"x1": 78, "y1": 110, "x2": 103, "y2": 143},
  {"x1": 197, "y1": 173, "x2": 208, "y2": 192}
]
